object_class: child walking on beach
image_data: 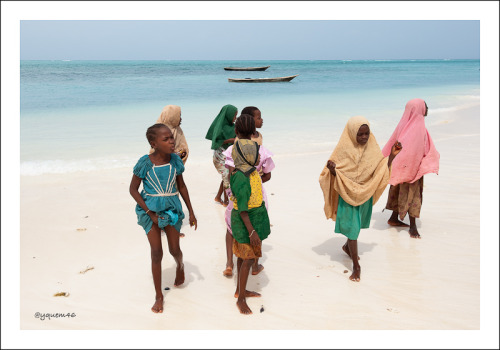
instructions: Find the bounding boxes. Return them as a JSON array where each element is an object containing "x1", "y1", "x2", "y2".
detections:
[
  {"x1": 222, "y1": 107, "x2": 274, "y2": 277},
  {"x1": 230, "y1": 115, "x2": 271, "y2": 314},
  {"x1": 205, "y1": 104, "x2": 238, "y2": 206},
  {"x1": 382, "y1": 98, "x2": 440, "y2": 238},
  {"x1": 319, "y1": 116, "x2": 401, "y2": 282},
  {"x1": 130, "y1": 123, "x2": 197, "y2": 313},
  {"x1": 151, "y1": 104, "x2": 189, "y2": 164}
]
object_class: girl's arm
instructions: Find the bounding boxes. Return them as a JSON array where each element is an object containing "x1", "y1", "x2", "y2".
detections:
[
  {"x1": 239, "y1": 211, "x2": 261, "y2": 247},
  {"x1": 326, "y1": 160, "x2": 336, "y2": 176},
  {"x1": 223, "y1": 138, "x2": 235, "y2": 145},
  {"x1": 129, "y1": 174, "x2": 158, "y2": 225},
  {"x1": 176, "y1": 174, "x2": 198, "y2": 230},
  {"x1": 388, "y1": 141, "x2": 402, "y2": 168},
  {"x1": 261, "y1": 172, "x2": 271, "y2": 183}
]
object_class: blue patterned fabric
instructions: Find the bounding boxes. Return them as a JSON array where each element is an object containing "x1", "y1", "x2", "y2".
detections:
[{"x1": 133, "y1": 154, "x2": 185, "y2": 234}]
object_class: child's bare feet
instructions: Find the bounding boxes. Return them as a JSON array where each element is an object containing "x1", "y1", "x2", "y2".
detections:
[
  {"x1": 388, "y1": 219, "x2": 409, "y2": 227},
  {"x1": 151, "y1": 296, "x2": 164, "y2": 313},
  {"x1": 409, "y1": 227, "x2": 421, "y2": 239},
  {"x1": 223, "y1": 266, "x2": 233, "y2": 277},
  {"x1": 236, "y1": 299, "x2": 253, "y2": 315},
  {"x1": 342, "y1": 243, "x2": 360, "y2": 260},
  {"x1": 234, "y1": 290, "x2": 261, "y2": 298},
  {"x1": 349, "y1": 266, "x2": 361, "y2": 282},
  {"x1": 174, "y1": 263, "x2": 185, "y2": 287},
  {"x1": 214, "y1": 197, "x2": 224, "y2": 205},
  {"x1": 251, "y1": 264, "x2": 264, "y2": 275},
  {"x1": 179, "y1": 232, "x2": 185, "y2": 237}
]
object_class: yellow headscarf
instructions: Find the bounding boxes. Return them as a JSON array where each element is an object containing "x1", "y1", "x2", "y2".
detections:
[
  {"x1": 319, "y1": 116, "x2": 390, "y2": 220},
  {"x1": 231, "y1": 139, "x2": 260, "y2": 177},
  {"x1": 150, "y1": 105, "x2": 189, "y2": 163}
]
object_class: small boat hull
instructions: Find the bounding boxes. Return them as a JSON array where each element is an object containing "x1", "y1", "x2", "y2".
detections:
[
  {"x1": 228, "y1": 75, "x2": 299, "y2": 83},
  {"x1": 224, "y1": 65, "x2": 270, "y2": 71}
]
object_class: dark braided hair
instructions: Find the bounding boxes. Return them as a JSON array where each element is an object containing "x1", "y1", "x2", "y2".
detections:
[
  {"x1": 146, "y1": 123, "x2": 170, "y2": 144},
  {"x1": 241, "y1": 106, "x2": 259, "y2": 117},
  {"x1": 235, "y1": 114, "x2": 256, "y2": 138}
]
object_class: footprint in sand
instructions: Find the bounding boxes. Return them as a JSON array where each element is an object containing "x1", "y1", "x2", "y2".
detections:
[
  {"x1": 53, "y1": 292, "x2": 70, "y2": 297},
  {"x1": 76, "y1": 228, "x2": 87, "y2": 231}
]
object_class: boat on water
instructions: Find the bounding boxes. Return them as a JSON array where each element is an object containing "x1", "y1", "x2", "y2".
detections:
[
  {"x1": 228, "y1": 74, "x2": 299, "y2": 83},
  {"x1": 224, "y1": 65, "x2": 270, "y2": 71}
]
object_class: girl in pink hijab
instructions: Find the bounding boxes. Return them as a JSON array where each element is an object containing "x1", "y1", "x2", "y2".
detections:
[{"x1": 382, "y1": 99, "x2": 440, "y2": 238}]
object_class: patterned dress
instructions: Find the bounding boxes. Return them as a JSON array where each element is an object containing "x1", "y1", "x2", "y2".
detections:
[{"x1": 133, "y1": 154, "x2": 185, "y2": 234}]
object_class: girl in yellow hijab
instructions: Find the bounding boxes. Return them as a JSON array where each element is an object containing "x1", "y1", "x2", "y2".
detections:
[{"x1": 319, "y1": 116, "x2": 402, "y2": 282}]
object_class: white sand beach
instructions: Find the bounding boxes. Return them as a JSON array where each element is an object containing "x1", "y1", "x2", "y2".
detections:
[{"x1": 13, "y1": 101, "x2": 495, "y2": 348}]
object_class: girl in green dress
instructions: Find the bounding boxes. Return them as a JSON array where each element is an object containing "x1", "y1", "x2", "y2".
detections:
[
  {"x1": 229, "y1": 114, "x2": 271, "y2": 315},
  {"x1": 319, "y1": 116, "x2": 401, "y2": 282}
]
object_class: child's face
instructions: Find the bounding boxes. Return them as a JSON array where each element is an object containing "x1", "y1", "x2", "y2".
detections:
[
  {"x1": 356, "y1": 124, "x2": 370, "y2": 145},
  {"x1": 233, "y1": 111, "x2": 238, "y2": 123},
  {"x1": 253, "y1": 110, "x2": 263, "y2": 129},
  {"x1": 424, "y1": 102, "x2": 428, "y2": 117},
  {"x1": 151, "y1": 127, "x2": 175, "y2": 154}
]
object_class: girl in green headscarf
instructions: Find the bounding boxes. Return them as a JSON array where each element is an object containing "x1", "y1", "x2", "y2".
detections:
[{"x1": 205, "y1": 104, "x2": 238, "y2": 206}]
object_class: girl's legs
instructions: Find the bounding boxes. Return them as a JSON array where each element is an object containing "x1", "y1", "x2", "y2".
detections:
[
  {"x1": 164, "y1": 225, "x2": 185, "y2": 287},
  {"x1": 342, "y1": 239, "x2": 360, "y2": 260},
  {"x1": 147, "y1": 224, "x2": 164, "y2": 313},
  {"x1": 235, "y1": 258, "x2": 259, "y2": 314},
  {"x1": 251, "y1": 258, "x2": 264, "y2": 275},
  {"x1": 215, "y1": 181, "x2": 224, "y2": 204},
  {"x1": 223, "y1": 230, "x2": 234, "y2": 276},
  {"x1": 388, "y1": 210, "x2": 409, "y2": 227},
  {"x1": 347, "y1": 239, "x2": 361, "y2": 282},
  {"x1": 409, "y1": 215, "x2": 421, "y2": 239}
]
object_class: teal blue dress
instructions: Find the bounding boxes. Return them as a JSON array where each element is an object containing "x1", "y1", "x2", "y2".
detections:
[
  {"x1": 133, "y1": 154, "x2": 185, "y2": 234},
  {"x1": 334, "y1": 196, "x2": 373, "y2": 240}
]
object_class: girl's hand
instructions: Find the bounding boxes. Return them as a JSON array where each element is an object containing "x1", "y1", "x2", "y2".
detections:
[
  {"x1": 148, "y1": 211, "x2": 159, "y2": 225},
  {"x1": 326, "y1": 160, "x2": 337, "y2": 175},
  {"x1": 249, "y1": 229, "x2": 261, "y2": 246},
  {"x1": 189, "y1": 213, "x2": 198, "y2": 230},
  {"x1": 391, "y1": 141, "x2": 403, "y2": 156}
]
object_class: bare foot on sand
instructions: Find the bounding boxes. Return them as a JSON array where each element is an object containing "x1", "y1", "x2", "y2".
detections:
[
  {"x1": 388, "y1": 219, "x2": 410, "y2": 227},
  {"x1": 174, "y1": 264, "x2": 185, "y2": 287},
  {"x1": 349, "y1": 266, "x2": 361, "y2": 282},
  {"x1": 234, "y1": 290, "x2": 261, "y2": 298},
  {"x1": 342, "y1": 243, "x2": 360, "y2": 260},
  {"x1": 409, "y1": 227, "x2": 421, "y2": 239},
  {"x1": 214, "y1": 198, "x2": 224, "y2": 205},
  {"x1": 223, "y1": 266, "x2": 233, "y2": 277},
  {"x1": 251, "y1": 264, "x2": 264, "y2": 275},
  {"x1": 179, "y1": 232, "x2": 185, "y2": 237},
  {"x1": 236, "y1": 300, "x2": 253, "y2": 315},
  {"x1": 151, "y1": 296, "x2": 164, "y2": 313}
]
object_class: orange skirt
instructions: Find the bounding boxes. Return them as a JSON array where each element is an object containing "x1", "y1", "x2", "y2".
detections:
[{"x1": 232, "y1": 240, "x2": 262, "y2": 260}]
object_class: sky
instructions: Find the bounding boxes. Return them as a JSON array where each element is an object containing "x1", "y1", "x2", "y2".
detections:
[{"x1": 20, "y1": 20, "x2": 479, "y2": 60}]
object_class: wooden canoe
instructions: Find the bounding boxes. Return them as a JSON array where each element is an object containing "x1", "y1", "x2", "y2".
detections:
[
  {"x1": 228, "y1": 74, "x2": 299, "y2": 83},
  {"x1": 224, "y1": 65, "x2": 270, "y2": 71}
]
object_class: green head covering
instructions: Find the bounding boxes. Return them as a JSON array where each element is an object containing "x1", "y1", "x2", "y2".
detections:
[
  {"x1": 232, "y1": 139, "x2": 260, "y2": 177},
  {"x1": 205, "y1": 104, "x2": 238, "y2": 150}
]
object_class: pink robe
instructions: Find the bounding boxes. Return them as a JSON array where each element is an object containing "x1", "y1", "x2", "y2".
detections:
[{"x1": 382, "y1": 98, "x2": 440, "y2": 185}]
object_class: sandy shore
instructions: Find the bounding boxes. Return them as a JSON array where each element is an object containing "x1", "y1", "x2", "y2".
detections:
[{"x1": 9, "y1": 101, "x2": 497, "y2": 346}]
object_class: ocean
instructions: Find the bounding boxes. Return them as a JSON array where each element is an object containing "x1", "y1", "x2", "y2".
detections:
[{"x1": 20, "y1": 59, "x2": 480, "y2": 175}]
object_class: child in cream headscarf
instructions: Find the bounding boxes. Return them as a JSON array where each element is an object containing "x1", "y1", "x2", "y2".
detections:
[
  {"x1": 151, "y1": 105, "x2": 189, "y2": 164},
  {"x1": 319, "y1": 116, "x2": 402, "y2": 282}
]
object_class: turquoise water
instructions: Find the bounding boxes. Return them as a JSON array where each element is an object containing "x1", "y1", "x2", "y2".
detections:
[{"x1": 20, "y1": 60, "x2": 479, "y2": 175}]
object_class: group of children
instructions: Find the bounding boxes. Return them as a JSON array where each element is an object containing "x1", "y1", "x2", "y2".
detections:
[{"x1": 129, "y1": 98, "x2": 439, "y2": 314}]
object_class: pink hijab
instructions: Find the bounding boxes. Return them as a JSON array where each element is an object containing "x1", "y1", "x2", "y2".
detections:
[{"x1": 382, "y1": 98, "x2": 440, "y2": 185}]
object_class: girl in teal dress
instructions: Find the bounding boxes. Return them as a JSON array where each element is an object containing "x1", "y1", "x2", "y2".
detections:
[{"x1": 130, "y1": 123, "x2": 197, "y2": 314}]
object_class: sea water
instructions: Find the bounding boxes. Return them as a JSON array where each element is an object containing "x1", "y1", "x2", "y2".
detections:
[{"x1": 20, "y1": 59, "x2": 479, "y2": 175}]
